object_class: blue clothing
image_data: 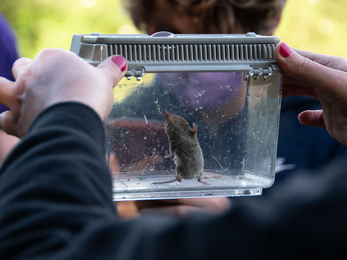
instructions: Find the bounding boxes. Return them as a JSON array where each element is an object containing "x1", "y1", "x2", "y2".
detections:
[
  {"x1": 275, "y1": 96, "x2": 347, "y2": 183},
  {"x1": 0, "y1": 13, "x2": 19, "y2": 113}
]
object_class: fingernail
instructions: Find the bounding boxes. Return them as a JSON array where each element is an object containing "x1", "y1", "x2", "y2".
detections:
[
  {"x1": 111, "y1": 55, "x2": 127, "y2": 72},
  {"x1": 279, "y1": 42, "x2": 293, "y2": 58}
]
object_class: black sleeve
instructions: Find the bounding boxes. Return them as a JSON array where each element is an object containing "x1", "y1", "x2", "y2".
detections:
[{"x1": 0, "y1": 102, "x2": 346, "y2": 260}]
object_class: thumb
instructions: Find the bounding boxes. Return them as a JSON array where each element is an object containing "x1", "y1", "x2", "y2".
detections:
[
  {"x1": 297, "y1": 110, "x2": 325, "y2": 128},
  {"x1": 0, "y1": 110, "x2": 16, "y2": 136},
  {"x1": 275, "y1": 42, "x2": 346, "y2": 98},
  {"x1": 97, "y1": 55, "x2": 127, "y2": 87}
]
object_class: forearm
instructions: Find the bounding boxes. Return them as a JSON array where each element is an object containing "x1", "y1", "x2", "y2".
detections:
[{"x1": 0, "y1": 102, "x2": 117, "y2": 259}]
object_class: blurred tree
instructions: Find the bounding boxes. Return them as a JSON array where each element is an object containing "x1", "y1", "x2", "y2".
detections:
[
  {"x1": 0, "y1": 0, "x2": 137, "y2": 58},
  {"x1": 275, "y1": 0, "x2": 347, "y2": 58},
  {"x1": 0, "y1": 0, "x2": 346, "y2": 59},
  {"x1": 0, "y1": 0, "x2": 44, "y2": 57}
]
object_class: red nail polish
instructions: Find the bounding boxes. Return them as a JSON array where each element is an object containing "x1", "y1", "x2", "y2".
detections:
[
  {"x1": 279, "y1": 42, "x2": 293, "y2": 58},
  {"x1": 111, "y1": 55, "x2": 127, "y2": 72}
]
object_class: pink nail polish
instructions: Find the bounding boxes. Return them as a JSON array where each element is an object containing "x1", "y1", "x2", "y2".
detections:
[
  {"x1": 279, "y1": 42, "x2": 293, "y2": 58},
  {"x1": 111, "y1": 55, "x2": 127, "y2": 72}
]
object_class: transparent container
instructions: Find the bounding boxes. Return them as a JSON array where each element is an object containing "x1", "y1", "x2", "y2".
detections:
[{"x1": 70, "y1": 32, "x2": 283, "y2": 200}]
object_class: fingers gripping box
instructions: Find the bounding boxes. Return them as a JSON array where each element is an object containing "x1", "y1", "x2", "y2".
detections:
[{"x1": 70, "y1": 32, "x2": 283, "y2": 200}]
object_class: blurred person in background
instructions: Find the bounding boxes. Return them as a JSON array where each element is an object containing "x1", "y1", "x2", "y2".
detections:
[
  {"x1": 0, "y1": 12, "x2": 20, "y2": 166},
  {"x1": 1, "y1": 42, "x2": 347, "y2": 259},
  {"x1": 115, "y1": 0, "x2": 347, "y2": 217}
]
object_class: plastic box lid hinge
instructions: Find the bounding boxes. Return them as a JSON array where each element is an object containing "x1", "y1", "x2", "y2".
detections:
[{"x1": 123, "y1": 64, "x2": 279, "y2": 81}]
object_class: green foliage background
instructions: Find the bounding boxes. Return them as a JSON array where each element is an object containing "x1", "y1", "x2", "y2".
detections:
[{"x1": 0, "y1": 0, "x2": 346, "y2": 59}]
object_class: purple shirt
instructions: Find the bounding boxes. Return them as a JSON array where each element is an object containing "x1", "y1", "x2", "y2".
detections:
[
  {"x1": 0, "y1": 13, "x2": 19, "y2": 113},
  {"x1": 156, "y1": 72, "x2": 244, "y2": 109}
]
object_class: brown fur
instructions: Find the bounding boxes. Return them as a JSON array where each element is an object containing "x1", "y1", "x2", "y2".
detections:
[{"x1": 152, "y1": 111, "x2": 207, "y2": 185}]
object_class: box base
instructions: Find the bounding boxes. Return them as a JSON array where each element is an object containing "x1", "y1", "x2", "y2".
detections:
[{"x1": 112, "y1": 170, "x2": 271, "y2": 201}]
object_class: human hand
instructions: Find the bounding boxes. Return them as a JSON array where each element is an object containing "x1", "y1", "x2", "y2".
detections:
[
  {"x1": 116, "y1": 197, "x2": 232, "y2": 218},
  {"x1": 275, "y1": 42, "x2": 347, "y2": 146},
  {"x1": 0, "y1": 49, "x2": 127, "y2": 137}
]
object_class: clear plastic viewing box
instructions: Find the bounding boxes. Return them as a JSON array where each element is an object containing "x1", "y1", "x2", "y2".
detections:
[{"x1": 70, "y1": 32, "x2": 283, "y2": 200}]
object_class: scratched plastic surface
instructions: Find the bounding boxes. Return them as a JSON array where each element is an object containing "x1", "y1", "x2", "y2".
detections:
[{"x1": 105, "y1": 71, "x2": 282, "y2": 200}]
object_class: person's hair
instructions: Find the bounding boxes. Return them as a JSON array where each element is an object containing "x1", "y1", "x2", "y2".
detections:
[{"x1": 124, "y1": 0, "x2": 286, "y2": 35}]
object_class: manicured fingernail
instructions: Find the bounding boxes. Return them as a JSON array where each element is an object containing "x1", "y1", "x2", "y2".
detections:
[
  {"x1": 111, "y1": 55, "x2": 127, "y2": 72},
  {"x1": 279, "y1": 42, "x2": 293, "y2": 58}
]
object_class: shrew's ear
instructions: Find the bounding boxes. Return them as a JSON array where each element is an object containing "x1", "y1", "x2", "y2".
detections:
[{"x1": 192, "y1": 123, "x2": 198, "y2": 134}]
